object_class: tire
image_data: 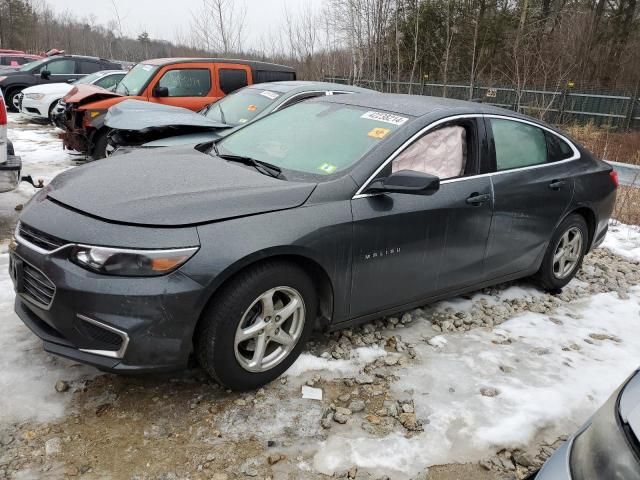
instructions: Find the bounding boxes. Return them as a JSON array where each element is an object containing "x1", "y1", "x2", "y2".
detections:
[
  {"x1": 535, "y1": 213, "x2": 589, "y2": 291},
  {"x1": 48, "y1": 101, "x2": 59, "y2": 122},
  {"x1": 91, "y1": 130, "x2": 109, "y2": 160},
  {"x1": 196, "y1": 261, "x2": 317, "y2": 391},
  {"x1": 5, "y1": 88, "x2": 22, "y2": 112}
]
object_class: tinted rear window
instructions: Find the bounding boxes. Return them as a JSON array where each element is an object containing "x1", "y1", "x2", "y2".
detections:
[
  {"x1": 254, "y1": 70, "x2": 296, "y2": 83},
  {"x1": 219, "y1": 69, "x2": 248, "y2": 94}
]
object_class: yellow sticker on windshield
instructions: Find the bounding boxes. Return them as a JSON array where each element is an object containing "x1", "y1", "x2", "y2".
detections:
[
  {"x1": 247, "y1": 104, "x2": 257, "y2": 111},
  {"x1": 319, "y1": 163, "x2": 337, "y2": 174},
  {"x1": 368, "y1": 127, "x2": 390, "y2": 139}
]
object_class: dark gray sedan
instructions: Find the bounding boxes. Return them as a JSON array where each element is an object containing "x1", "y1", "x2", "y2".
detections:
[
  {"x1": 9, "y1": 94, "x2": 617, "y2": 390},
  {"x1": 105, "y1": 81, "x2": 373, "y2": 153}
]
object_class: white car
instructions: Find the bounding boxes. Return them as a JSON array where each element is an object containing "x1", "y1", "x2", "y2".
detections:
[{"x1": 19, "y1": 70, "x2": 126, "y2": 121}]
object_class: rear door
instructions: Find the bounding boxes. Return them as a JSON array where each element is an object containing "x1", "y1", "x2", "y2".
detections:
[
  {"x1": 349, "y1": 117, "x2": 494, "y2": 318},
  {"x1": 147, "y1": 63, "x2": 217, "y2": 111},
  {"x1": 483, "y1": 116, "x2": 577, "y2": 280},
  {"x1": 216, "y1": 64, "x2": 251, "y2": 96}
]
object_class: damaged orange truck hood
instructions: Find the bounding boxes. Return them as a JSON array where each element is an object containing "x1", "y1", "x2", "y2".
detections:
[{"x1": 63, "y1": 84, "x2": 124, "y2": 110}]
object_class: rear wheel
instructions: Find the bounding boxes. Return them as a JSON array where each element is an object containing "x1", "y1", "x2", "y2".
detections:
[
  {"x1": 535, "y1": 214, "x2": 588, "y2": 291},
  {"x1": 196, "y1": 261, "x2": 317, "y2": 391}
]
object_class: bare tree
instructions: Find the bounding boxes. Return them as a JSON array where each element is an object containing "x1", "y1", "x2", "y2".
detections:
[{"x1": 191, "y1": 0, "x2": 247, "y2": 54}]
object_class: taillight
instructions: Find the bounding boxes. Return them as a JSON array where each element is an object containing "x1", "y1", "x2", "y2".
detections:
[
  {"x1": 0, "y1": 95, "x2": 7, "y2": 126},
  {"x1": 610, "y1": 170, "x2": 619, "y2": 188}
]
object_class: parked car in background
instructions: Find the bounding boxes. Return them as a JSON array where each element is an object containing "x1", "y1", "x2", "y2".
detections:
[
  {"x1": 106, "y1": 81, "x2": 373, "y2": 154},
  {"x1": 10, "y1": 94, "x2": 616, "y2": 390},
  {"x1": 0, "y1": 89, "x2": 22, "y2": 192},
  {"x1": 536, "y1": 368, "x2": 640, "y2": 479},
  {"x1": 56, "y1": 58, "x2": 296, "y2": 159},
  {"x1": 0, "y1": 49, "x2": 42, "y2": 70},
  {"x1": 18, "y1": 70, "x2": 126, "y2": 121},
  {"x1": 0, "y1": 54, "x2": 126, "y2": 112}
]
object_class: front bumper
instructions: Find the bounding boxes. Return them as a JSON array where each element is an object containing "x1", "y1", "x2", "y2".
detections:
[
  {"x1": 19, "y1": 96, "x2": 48, "y2": 119},
  {"x1": 9, "y1": 234, "x2": 206, "y2": 373}
]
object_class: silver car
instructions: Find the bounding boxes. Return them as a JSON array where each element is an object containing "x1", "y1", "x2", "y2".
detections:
[{"x1": 536, "y1": 368, "x2": 640, "y2": 479}]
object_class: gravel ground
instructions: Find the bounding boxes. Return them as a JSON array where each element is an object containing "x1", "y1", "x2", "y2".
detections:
[{"x1": 2, "y1": 115, "x2": 640, "y2": 480}]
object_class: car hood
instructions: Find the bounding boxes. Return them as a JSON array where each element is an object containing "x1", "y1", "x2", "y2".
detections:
[
  {"x1": 22, "y1": 82, "x2": 72, "y2": 95},
  {"x1": 143, "y1": 131, "x2": 224, "y2": 148},
  {"x1": 105, "y1": 99, "x2": 230, "y2": 131},
  {"x1": 63, "y1": 83, "x2": 121, "y2": 105},
  {"x1": 45, "y1": 146, "x2": 316, "y2": 227}
]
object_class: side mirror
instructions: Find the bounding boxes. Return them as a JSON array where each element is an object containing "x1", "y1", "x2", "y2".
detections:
[
  {"x1": 40, "y1": 69, "x2": 51, "y2": 80},
  {"x1": 153, "y1": 86, "x2": 169, "y2": 98},
  {"x1": 365, "y1": 170, "x2": 440, "y2": 196}
]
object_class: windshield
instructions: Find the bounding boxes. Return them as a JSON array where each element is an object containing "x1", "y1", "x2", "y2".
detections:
[
  {"x1": 205, "y1": 87, "x2": 282, "y2": 126},
  {"x1": 217, "y1": 102, "x2": 409, "y2": 176},
  {"x1": 75, "y1": 71, "x2": 111, "y2": 85},
  {"x1": 115, "y1": 63, "x2": 159, "y2": 96},
  {"x1": 19, "y1": 58, "x2": 47, "y2": 72}
]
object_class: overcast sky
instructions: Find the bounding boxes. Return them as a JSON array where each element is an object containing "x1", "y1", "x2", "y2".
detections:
[{"x1": 50, "y1": 0, "x2": 325, "y2": 48}]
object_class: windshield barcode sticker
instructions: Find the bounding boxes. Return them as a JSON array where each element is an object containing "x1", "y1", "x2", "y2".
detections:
[
  {"x1": 260, "y1": 91, "x2": 279, "y2": 100},
  {"x1": 361, "y1": 111, "x2": 408, "y2": 126}
]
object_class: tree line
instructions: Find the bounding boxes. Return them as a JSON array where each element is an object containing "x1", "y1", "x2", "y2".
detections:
[{"x1": 0, "y1": 0, "x2": 638, "y2": 93}]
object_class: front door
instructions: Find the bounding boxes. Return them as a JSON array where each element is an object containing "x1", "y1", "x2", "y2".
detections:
[
  {"x1": 148, "y1": 64, "x2": 217, "y2": 111},
  {"x1": 483, "y1": 117, "x2": 575, "y2": 280},
  {"x1": 349, "y1": 118, "x2": 494, "y2": 318}
]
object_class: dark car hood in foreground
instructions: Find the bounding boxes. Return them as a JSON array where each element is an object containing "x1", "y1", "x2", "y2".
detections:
[
  {"x1": 105, "y1": 99, "x2": 230, "y2": 131},
  {"x1": 46, "y1": 147, "x2": 317, "y2": 227}
]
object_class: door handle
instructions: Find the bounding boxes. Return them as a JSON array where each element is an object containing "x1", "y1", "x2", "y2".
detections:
[
  {"x1": 549, "y1": 179, "x2": 566, "y2": 190},
  {"x1": 466, "y1": 193, "x2": 491, "y2": 206}
]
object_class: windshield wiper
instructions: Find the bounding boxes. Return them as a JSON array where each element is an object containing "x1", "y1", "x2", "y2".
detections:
[
  {"x1": 217, "y1": 104, "x2": 227, "y2": 124},
  {"x1": 217, "y1": 152, "x2": 282, "y2": 179}
]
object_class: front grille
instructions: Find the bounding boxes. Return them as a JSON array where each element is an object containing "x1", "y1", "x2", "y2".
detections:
[
  {"x1": 22, "y1": 262, "x2": 55, "y2": 308},
  {"x1": 18, "y1": 223, "x2": 66, "y2": 252},
  {"x1": 77, "y1": 320, "x2": 123, "y2": 348}
]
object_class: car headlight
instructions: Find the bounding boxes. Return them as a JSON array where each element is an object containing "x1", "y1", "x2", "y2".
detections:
[
  {"x1": 70, "y1": 245, "x2": 199, "y2": 277},
  {"x1": 25, "y1": 93, "x2": 45, "y2": 100}
]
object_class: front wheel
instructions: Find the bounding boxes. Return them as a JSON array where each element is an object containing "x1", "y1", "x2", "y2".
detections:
[
  {"x1": 6, "y1": 88, "x2": 22, "y2": 112},
  {"x1": 535, "y1": 214, "x2": 588, "y2": 291},
  {"x1": 196, "y1": 261, "x2": 317, "y2": 391}
]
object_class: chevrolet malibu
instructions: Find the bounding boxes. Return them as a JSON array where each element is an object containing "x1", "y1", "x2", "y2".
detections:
[{"x1": 9, "y1": 94, "x2": 617, "y2": 390}]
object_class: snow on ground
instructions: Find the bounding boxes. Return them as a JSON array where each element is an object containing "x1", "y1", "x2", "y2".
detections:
[{"x1": 311, "y1": 225, "x2": 640, "y2": 477}]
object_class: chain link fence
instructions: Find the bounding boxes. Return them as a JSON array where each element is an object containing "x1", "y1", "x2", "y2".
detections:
[{"x1": 324, "y1": 77, "x2": 640, "y2": 129}]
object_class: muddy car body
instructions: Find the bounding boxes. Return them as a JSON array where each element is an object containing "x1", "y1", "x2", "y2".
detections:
[
  {"x1": 57, "y1": 58, "x2": 296, "y2": 159},
  {"x1": 105, "y1": 81, "x2": 374, "y2": 154},
  {"x1": 10, "y1": 94, "x2": 617, "y2": 390}
]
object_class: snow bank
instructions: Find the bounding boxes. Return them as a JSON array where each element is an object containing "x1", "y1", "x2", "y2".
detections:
[{"x1": 286, "y1": 346, "x2": 387, "y2": 377}]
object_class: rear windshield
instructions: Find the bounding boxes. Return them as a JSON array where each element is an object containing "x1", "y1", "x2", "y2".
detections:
[
  {"x1": 115, "y1": 64, "x2": 159, "y2": 96},
  {"x1": 218, "y1": 102, "x2": 409, "y2": 176},
  {"x1": 205, "y1": 87, "x2": 282, "y2": 126}
]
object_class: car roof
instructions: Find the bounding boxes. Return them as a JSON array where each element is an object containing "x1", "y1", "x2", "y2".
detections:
[
  {"x1": 141, "y1": 58, "x2": 295, "y2": 72},
  {"x1": 245, "y1": 81, "x2": 373, "y2": 94},
  {"x1": 312, "y1": 92, "x2": 522, "y2": 117}
]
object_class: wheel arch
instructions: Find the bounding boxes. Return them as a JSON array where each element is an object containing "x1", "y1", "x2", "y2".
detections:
[
  {"x1": 566, "y1": 206, "x2": 596, "y2": 249},
  {"x1": 192, "y1": 248, "x2": 336, "y2": 343}
]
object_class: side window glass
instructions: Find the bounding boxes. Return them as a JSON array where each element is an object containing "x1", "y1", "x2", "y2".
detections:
[
  {"x1": 94, "y1": 75, "x2": 122, "y2": 89},
  {"x1": 79, "y1": 61, "x2": 101, "y2": 74},
  {"x1": 45, "y1": 59, "x2": 75, "y2": 74},
  {"x1": 219, "y1": 69, "x2": 248, "y2": 94},
  {"x1": 546, "y1": 132, "x2": 574, "y2": 162},
  {"x1": 391, "y1": 125, "x2": 467, "y2": 180},
  {"x1": 491, "y1": 119, "x2": 547, "y2": 171},
  {"x1": 158, "y1": 69, "x2": 211, "y2": 97}
]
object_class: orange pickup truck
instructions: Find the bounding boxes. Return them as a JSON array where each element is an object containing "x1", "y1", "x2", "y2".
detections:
[{"x1": 56, "y1": 58, "x2": 296, "y2": 159}]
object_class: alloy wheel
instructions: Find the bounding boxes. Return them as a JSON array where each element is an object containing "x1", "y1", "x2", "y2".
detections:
[
  {"x1": 12, "y1": 93, "x2": 21, "y2": 111},
  {"x1": 234, "y1": 286, "x2": 306, "y2": 373},
  {"x1": 552, "y1": 227, "x2": 583, "y2": 279}
]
